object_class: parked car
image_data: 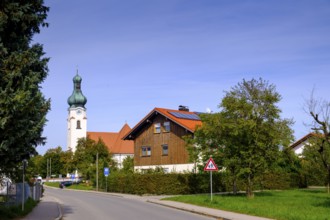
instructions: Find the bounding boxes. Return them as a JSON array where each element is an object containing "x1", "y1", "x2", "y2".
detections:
[{"x1": 59, "y1": 181, "x2": 73, "y2": 189}]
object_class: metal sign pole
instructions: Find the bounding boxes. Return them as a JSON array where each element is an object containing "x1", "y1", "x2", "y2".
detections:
[
  {"x1": 106, "y1": 176, "x2": 108, "y2": 192},
  {"x1": 96, "y1": 152, "x2": 98, "y2": 191},
  {"x1": 210, "y1": 170, "x2": 213, "y2": 201},
  {"x1": 204, "y1": 157, "x2": 218, "y2": 202}
]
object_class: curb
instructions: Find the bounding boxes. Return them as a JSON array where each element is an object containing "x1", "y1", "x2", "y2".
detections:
[
  {"x1": 147, "y1": 200, "x2": 230, "y2": 220},
  {"x1": 50, "y1": 196, "x2": 63, "y2": 220},
  {"x1": 54, "y1": 202, "x2": 62, "y2": 220}
]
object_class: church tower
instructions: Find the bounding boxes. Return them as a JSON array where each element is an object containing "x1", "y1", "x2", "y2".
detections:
[{"x1": 67, "y1": 72, "x2": 87, "y2": 153}]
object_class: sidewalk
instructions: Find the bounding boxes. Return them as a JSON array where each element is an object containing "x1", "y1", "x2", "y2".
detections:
[
  {"x1": 97, "y1": 193, "x2": 272, "y2": 220},
  {"x1": 23, "y1": 187, "x2": 272, "y2": 220},
  {"x1": 22, "y1": 192, "x2": 62, "y2": 220}
]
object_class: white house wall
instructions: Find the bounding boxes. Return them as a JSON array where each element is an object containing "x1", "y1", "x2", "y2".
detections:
[
  {"x1": 135, "y1": 163, "x2": 195, "y2": 173},
  {"x1": 113, "y1": 154, "x2": 133, "y2": 169}
]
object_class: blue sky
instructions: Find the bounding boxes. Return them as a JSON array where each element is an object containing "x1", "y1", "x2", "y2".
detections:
[{"x1": 34, "y1": 0, "x2": 330, "y2": 155}]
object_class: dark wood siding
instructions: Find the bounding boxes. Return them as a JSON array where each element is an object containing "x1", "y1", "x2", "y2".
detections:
[{"x1": 134, "y1": 114, "x2": 193, "y2": 166}]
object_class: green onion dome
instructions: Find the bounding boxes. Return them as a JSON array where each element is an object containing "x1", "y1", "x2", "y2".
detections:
[{"x1": 67, "y1": 73, "x2": 87, "y2": 108}]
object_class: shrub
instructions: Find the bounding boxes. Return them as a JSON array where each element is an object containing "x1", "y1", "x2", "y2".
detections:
[{"x1": 104, "y1": 170, "x2": 302, "y2": 195}]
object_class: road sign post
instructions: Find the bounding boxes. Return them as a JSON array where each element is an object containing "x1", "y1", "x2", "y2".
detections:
[
  {"x1": 104, "y1": 167, "x2": 110, "y2": 192},
  {"x1": 204, "y1": 157, "x2": 218, "y2": 201}
]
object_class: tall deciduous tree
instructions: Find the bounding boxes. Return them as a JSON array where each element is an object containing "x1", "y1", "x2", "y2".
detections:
[
  {"x1": 0, "y1": 1, "x2": 50, "y2": 176},
  {"x1": 221, "y1": 78, "x2": 294, "y2": 198},
  {"x1": 73, "y1": 137, "x2": 114, "y2": 183},
  {"x1": 43, "y1": 147, "x2": 63, "y2": 178},
  {"x1": 190, "y1": 78, "x2": 293, "y2": 198}
]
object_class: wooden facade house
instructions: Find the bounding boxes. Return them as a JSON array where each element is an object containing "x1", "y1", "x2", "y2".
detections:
[{"x1": 123, "y1": 106, "x2": 202, "y2": 173}]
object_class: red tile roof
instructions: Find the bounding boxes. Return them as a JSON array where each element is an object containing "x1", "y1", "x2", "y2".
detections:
[
  {"x1": 123, "y1": 107, "x2": 202, "y2": 140},
  {"x1": 156, "y1": 108, "x2": 202, "y2": 132},
  {"x1": 87, "y1": 123, "x2": 134, "y2": 154}
]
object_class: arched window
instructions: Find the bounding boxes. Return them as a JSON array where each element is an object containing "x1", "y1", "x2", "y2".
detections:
[{"x1": 76, "y1": 120, "x2": 81, "y2": 129}]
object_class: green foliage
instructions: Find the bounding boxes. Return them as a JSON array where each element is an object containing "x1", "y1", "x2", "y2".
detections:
[
  {"x1": 108, "y1": 173, "x2": 195, "y2": 195},
  {"x1": 27, "y1": 155, "x2": 43, "y2": 177},
  {"x1": 44, "y1": 182, "x2": 59, "y2": 188},
  {"x1": 73, "y1": 137, "x2": 115, "y2": 183},
  {"x1": 305, "y1": 93, "x2": 330, "y2": 191},
  {"x1": 276, "y1": 147, "x2": 307, "y2": 188},
  {"x1": 302, "y1": 138, "x2": 329, "y2": 186},
  {"x1": 105, "y1": 171, "x2": 298, "y2": 195},
  {"x1": 59, "y1": 150, "x2": 74, "y2": 175},
  {"x1": 121, "y1": 156, "x2": 134, "y2": 173},
  {"x1": 43, "y1": 147, "x2": 63, "y2": 177},
  {"x1": 188, "y1": 78, "x2": 294, "y2": 197},
  {"x1": 0, "y1": 197, "x2": 38, "y2": 220},
  {"x1": 0, "y1": 0, "x2": 50, "y2": 176},
  {"x1": 27, "y1": 146, "x2": 73, "y2": 179}
]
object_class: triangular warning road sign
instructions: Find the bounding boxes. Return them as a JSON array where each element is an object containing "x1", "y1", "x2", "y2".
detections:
[{"x1": 204, "y1": 157, "x2": 218, "y2": 171}]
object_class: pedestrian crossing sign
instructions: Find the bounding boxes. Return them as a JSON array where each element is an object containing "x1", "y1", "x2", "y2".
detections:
[{"x1": 204, "y1": 157, "x2": 218, "y2": 171}]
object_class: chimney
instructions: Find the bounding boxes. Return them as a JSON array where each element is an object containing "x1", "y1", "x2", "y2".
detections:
[{"x1": 178, "y1": 105, "x2": 189, "y2": 112}]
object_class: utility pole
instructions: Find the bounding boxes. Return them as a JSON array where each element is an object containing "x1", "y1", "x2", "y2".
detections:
[
  {"x1": 96, "y1": 152, "x2": 98, "y2": 191},
  {"x1": 50, "y1": 158, "x2": 52, "y2": 179},
  {"x1": 47, "y1": 158, "x2": 48, "y2": 180}
]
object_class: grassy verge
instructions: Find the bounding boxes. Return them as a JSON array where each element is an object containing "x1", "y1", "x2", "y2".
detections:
[
  {"x1": 165, "y1": 189, "x2": 330, "y2": 220},
  {"x1": 0, "y1": 198, "x2": 38, "y2": 220},
  {"x1": 44, "y1": 182, "x2": 94, "y2": 190},
  {"x1": 68, "y1": 184, "x2": 94, "y2": 190},
  {"x1": 44, "y1": 182, "x2": 59, "y2": 188}
]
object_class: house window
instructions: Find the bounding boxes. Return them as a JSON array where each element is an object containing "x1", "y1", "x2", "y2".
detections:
[
  {"x1": 163, "y1": 121, "x2": 170, "y2": 132},
  {"x1": 162, "y1": 144, "x2": 168, "y2": 156},
  {"x1": 154, "y1": 123, "x2": 161, "y2": 133},
  {"x1": 141, "y1": 146, "x2": 151, "y2": 157},
  {"x1": 76, "y1": 120, "x2": 81, "y2": 129}
]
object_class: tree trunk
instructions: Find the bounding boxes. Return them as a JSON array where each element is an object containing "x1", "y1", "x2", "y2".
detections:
[
  {"x1": 246, "y1": 174, "x2": 254, "y2": 198},
  {"x1": 233, "y1": 178, "x2": 237, "y2": 194}
]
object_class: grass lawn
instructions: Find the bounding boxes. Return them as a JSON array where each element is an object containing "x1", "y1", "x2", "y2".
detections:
[
  {"x1": 44, "y1": 181, "x2": 94, "y2": 190},
  {"x1": 44, "y1": 182, "x2": 59, "y2": 188},
  {"x1": 165, "y1": 189, "x2": 330, "y2": 220}
]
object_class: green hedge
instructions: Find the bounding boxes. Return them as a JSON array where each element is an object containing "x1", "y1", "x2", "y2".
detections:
[
  {"x1": 107, "y1": 173, "x2": 223, "y2": 195},
  {"x1": 104, "y1": 170, "x2": 301, "y2": 195}
]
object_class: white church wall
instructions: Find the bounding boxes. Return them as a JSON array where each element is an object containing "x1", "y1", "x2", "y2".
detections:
[{"x1": 67, "y1": 107, "x2": 87, "y2": 152}]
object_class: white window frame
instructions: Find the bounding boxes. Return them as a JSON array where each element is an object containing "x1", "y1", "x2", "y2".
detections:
[
  {"x1": 163, "y1": 121, "x2": 170, "y2": 132},
  {"x1": 141, "y1": 146, "x2": 151, "y2": 157},
  {"x1": 154, "y1": 123, "x2": 161, "y2": 133}
]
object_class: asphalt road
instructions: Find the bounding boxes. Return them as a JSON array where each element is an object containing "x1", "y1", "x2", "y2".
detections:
[{"x1": 45, "y1": 187, "x2": 215, "y2": 220}]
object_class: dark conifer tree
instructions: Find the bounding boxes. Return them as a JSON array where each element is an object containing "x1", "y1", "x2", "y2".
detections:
[{"x1": 0, "y1": 0, "x2": 50, "y2": 176}]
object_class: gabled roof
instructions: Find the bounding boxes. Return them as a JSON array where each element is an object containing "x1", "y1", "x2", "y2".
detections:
[
  {"x1": 290, "y1": 133, "x2": 315, "y2": 149},
  {"x1": 123, "y1": 107, "x2": 202, "y2": 140},
  {"x1": 87, "y1": 123, "x2": 134, "y2": 154}
]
